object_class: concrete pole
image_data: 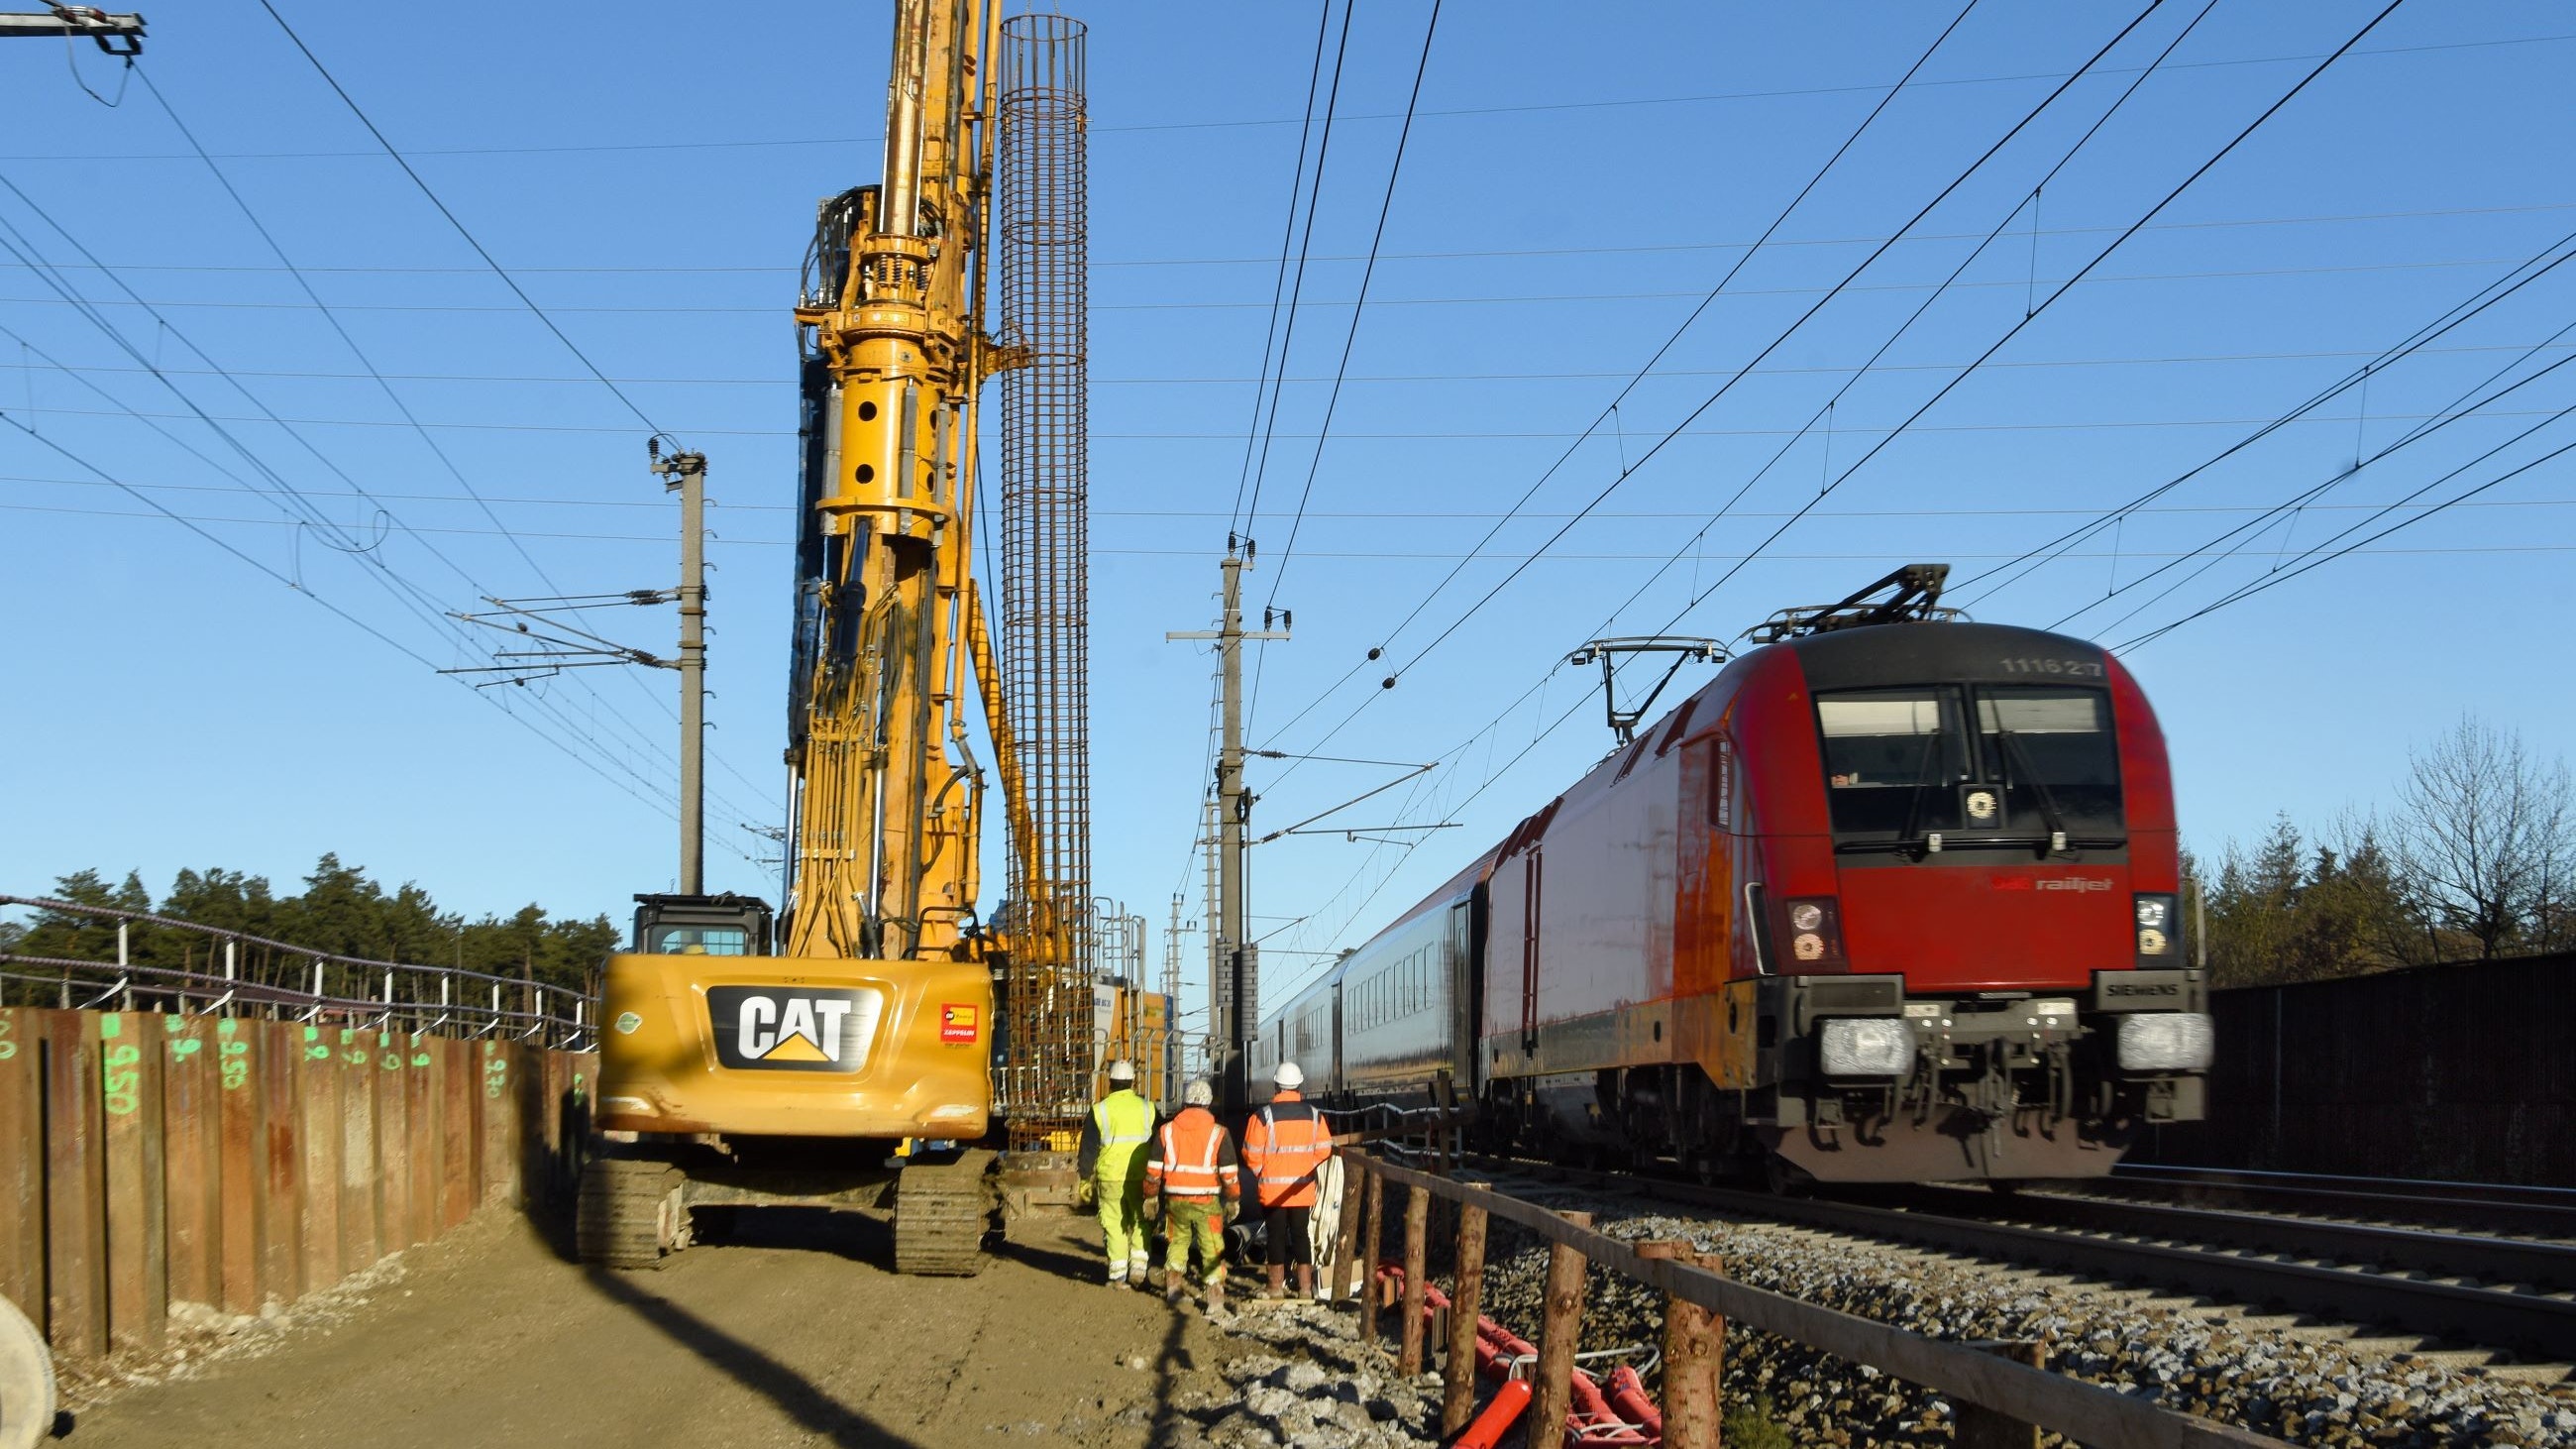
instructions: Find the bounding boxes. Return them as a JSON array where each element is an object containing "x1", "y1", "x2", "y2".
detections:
[
  {"x1": 658, "y1": 449, "x2": 710, "y2": 896},
  {"x1": 1168, "y1": 550, "x2": 1286, "y2": 1104}
]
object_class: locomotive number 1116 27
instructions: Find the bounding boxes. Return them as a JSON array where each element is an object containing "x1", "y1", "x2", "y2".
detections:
[{"x1": 1996, "y1": 656, "x2": 2105, "y2": 677}]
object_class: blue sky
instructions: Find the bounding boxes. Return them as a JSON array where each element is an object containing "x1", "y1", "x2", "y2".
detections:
[{"x1": 4, "y1": 3, "x2": 2570, "y2": 1036}]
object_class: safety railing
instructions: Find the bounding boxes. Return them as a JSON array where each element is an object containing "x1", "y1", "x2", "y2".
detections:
[
  {"x1": 1335, "y1": 1150, "x2": 2276, "y2": 1449},
  {"x1": 0, "y1": 895, "x2": 591, "y2": 1049}
]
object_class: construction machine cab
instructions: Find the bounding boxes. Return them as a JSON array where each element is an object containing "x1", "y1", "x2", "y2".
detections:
[{"x1": 631, "y1": 893, "x2": 774, "y2": 956}]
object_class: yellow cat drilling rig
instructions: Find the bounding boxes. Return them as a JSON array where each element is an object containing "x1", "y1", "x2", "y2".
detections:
[{"x1": 583, "y1": 0, "x2": 1088, "y2": 1276}]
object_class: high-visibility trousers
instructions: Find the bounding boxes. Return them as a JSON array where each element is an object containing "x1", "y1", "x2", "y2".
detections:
[
  {"x1": 1095, "y1": 1176, "x2": 1148, "y2": 1280},
  {"x1": 1164, "y1": 1197, "x2": 1228, "y2": 1287}
]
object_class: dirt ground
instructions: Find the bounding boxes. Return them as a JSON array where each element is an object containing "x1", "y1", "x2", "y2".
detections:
[{"x1": 57, "y1": 1206, "x2": 1261, "y2": 1449}]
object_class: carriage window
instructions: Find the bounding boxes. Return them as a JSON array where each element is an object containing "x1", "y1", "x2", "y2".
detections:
[{"x1": 1815, "y1": 688, "x2": 1969, "y2": 839}]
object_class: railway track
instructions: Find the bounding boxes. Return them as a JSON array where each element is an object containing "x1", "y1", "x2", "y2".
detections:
[
  {"x1": 2091, "y1": 1164, "x2": 2576, "y2": 1243},
  {"x1": 1463, "y1": 1156, "x2": 2576, "y2": 1376}
]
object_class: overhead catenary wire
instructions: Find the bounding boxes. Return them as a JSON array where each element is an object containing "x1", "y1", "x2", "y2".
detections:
[
  {"x1": 1252, "y1": 0, "x2": 1998, "y2": 764},
  {"x1": 1954, "y1": 221, "x2": 2576, "y2": 611},
  {"x1": 1261, "y1": 0, "x2": 2170, "y2": 773},
  {"x1": 1224, "y1": 0, "x2": 1339, "y2": 540},
  {"x1": 1234, "y1": 0, "x2": 1358, "y2": 537}
]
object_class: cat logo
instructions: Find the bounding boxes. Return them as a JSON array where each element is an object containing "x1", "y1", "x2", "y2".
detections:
[{"x1": 707, "y1": 986, "x2": 880, "y2": 1073}]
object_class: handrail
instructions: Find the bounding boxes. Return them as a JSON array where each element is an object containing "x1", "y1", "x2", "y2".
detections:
[
  {"x1": 1346, "y1": 1151, "x2": 2277, "y2": 1449},
  {"x1": 0, "y1": 895, "x2": 589, "y2": 1046}
]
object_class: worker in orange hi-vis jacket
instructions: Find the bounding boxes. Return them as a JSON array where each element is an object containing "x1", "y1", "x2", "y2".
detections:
[
  {"x1": 1241, "y1": 1059, "x2": 1334, "y2": 1300},
  {"x1": 1142, "y1": 1077, "x2": 1240, "y2": 1312}
]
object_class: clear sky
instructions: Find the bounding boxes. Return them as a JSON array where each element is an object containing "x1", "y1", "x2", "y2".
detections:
[{"x1": 4, "y1": 3, "x2": 2570, "y2": 1039}]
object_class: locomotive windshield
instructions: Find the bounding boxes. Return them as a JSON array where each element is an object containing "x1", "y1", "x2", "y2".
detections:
[{"x1": 1817, "y1": 685, "x2": 2123, "y2": 850}]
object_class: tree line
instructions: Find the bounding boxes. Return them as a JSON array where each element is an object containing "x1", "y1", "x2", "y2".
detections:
[
  {"x1": 0, "y1": 853, "x2": 619, "y2": 1008},
  {"x1": 2193, "y1": 715, "x2": 2575, "y2": 987}
]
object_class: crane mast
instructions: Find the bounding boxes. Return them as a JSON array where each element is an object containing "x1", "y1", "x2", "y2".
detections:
[{"x1": 787, "y1": 0, "x2": 1014, "y2": 965}]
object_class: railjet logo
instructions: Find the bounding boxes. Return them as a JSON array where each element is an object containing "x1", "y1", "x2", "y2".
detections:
[{"x1": 707, "y1": 986, "x2": 877, "y2": 1072}]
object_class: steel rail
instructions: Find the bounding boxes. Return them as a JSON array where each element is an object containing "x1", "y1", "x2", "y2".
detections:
[
  {"x1": 2103, "y1": 1165, "x2": 2576, "y2": 1239},
  {"x1": 1472, "y1": 1158, "x2": 2576, "y2": 1366},
  {"x1": 1948, "y1": 1186, "x2": 2576, "y2": 1292}
]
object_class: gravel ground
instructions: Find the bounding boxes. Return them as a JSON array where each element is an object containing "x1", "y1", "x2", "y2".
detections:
[
  {"x1": 1461, "y1": 1194, "x2": 2576, "y2": 1449},
  {"x1": 1167, "y1": 1299, "x2": 1444, "y2": 1449}
]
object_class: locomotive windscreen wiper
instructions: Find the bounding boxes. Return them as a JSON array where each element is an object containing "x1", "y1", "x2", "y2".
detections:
[{"x1": 1991, "y1": 725, "x2": 2072, "y2": 850}]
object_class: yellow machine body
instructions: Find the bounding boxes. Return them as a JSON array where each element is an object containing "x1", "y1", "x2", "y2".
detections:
[{"x1": 596, "y1": 951, "x2": 991, "y2": 1140}]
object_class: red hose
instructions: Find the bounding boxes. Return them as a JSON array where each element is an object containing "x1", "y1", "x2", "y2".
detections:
[
  {"x1": 1372, "y1": 1263, "x2": 1662, "y2": 1446},
  {"x1": 1609, "y1": 1365, "x2": 1664, "y2": 1438},
  {"x1": 1451, "y1": 1380, "x2": 1533, "y2": 1449}
]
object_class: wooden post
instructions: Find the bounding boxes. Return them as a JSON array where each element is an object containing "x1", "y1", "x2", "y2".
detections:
[
  {"x1": 1956, "y1": 1341, "x2": 2045, "y2": 1449},
  {"x1": 1332, "y1": 1153, "x2": 1365, "y2": 1302},
  {"x1": 1640, "y1": 1239, "x2": 1725, "y2": 1449},
  {"x1": 1397, "y1": 1183, "x2": 1431, "y2": 1376},
  {"x1": 1440, "y1": 1202, "x2": 1489, "y2": 1437},
  {"x1": 1528, "y1": 1209, "x2": 1594, "y2": 1449},
  {"x1": 1356, "y1": 1165, "x2": 1384, "y2": 1349}
]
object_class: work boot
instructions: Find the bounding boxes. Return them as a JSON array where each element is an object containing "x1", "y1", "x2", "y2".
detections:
[
  {"x1": 1205, "y1": 1280, "x2": 1225, "y2": 1314},
  {"x1": 1295, "y1": 1264, "x2": 1316, "y2": 1299},
  {"x1": 1165, "y1": 1278, "x2": 1184, "y2": 1307},
  {"x1": 1131, "y1": 1258, "x2": 1153, "y2": 1289},
  {"x1": 1263, "y1": 1265, "x2": 1287, "y2": 1300}
]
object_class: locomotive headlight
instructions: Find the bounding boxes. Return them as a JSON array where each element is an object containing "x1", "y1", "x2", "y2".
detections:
[
  {"x1": 2115, "y1": 1012, "x2": 2213, "y2": 1071},
  {"x1": 2133, "y1": 893, "x2": 2178, "y2": 956},
  {"x1": 1819, "y1": 1018, "x2": 1913, "y2": 1077},
  {"x1": 1779, "y1": 896, "x2": 1846, "y2": 966}
]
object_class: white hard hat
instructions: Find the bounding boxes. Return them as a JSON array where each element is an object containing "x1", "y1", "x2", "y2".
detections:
[
  {"x1": 1183, "y1": 1077, "x2": 1215, "y2": 1107},
  {"x1": 1273, "y1": 1060, "x2": 1305, "y2": 1089},
  {"x1": 1106, "y1": 1059, "x2": 1135, "y2": 1083}
]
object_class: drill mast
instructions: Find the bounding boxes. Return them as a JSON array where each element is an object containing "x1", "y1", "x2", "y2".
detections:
[{"x1": 786, "y1": 0, "x2": 1017, "y2": 965}]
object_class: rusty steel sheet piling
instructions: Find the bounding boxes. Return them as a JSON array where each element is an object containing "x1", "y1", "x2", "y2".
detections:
[{"x1": 0, "y1": 1004, "x2": 590, "y2": 1363}]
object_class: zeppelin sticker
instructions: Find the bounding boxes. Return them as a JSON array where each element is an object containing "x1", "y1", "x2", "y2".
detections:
[{"x1": 938, "y1": 1003, "x2": 980, "y2": 1045}]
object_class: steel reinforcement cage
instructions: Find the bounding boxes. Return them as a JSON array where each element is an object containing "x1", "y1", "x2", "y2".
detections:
[{"x1": 995, "y1": 11, "x2": 1094, "y2": 1150}]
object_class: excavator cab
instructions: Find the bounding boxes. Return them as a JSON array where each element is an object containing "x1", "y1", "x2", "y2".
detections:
[{"x1": 630, "y1": 892, "x2": 774, "y2": 956}]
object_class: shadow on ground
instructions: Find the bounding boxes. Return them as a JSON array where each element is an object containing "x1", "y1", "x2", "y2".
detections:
[{"x1": 581, "y1": 1261, "x2": 924, "y2": 1449}]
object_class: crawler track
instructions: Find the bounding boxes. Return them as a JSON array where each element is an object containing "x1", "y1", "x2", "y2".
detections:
[{"x1": 1468, "y1": 1156, "x2": 2576, "y2": 1370}]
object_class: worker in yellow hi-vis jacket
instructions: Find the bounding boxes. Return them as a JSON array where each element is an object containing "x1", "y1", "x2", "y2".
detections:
[{"x1": 1075, "y1": 1059, "x2": 1158, "y2": 1287}]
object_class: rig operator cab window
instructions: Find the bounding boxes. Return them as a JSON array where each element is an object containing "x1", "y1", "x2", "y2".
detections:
[{"x1": 1816, "y1": 685, "x2": 2124, "y2": 852}]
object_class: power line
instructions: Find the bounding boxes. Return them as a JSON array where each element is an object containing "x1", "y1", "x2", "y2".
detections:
[
  {"x1": 1954, "y1": 222, "x2": 2576, "y2": 609},
  {"x1": 252, "y1": 0, "x2": 669, "y2": 439},
  {"x1": 1252, "y1": 0, "x2": 2000, "y2": 760},
  {"x1": 13, "y1": 27, "x2": 2568, "y2": 165},
  {"x1": 1253, "y1": 0, "x2": 1441, "y2": 611},
  {"x1": 131, "y1": 63, "x2": 777, "y2": 820},
  {"x1": 1657, "y1": 0, "x2": 2409, "y2": 639},
  {"x1": 1223, "y1": 0, "x2": 1337, "y2": 538},
  {"x1": 1235, "y1": 0, "x2": 1357, "y2": 534}
]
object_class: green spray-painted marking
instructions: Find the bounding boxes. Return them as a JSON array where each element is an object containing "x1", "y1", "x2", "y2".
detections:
[
  {"x1": 302, "y1": 1024, "x2": 329, "y2": 1060},
  {"x1": 219, "y1": 1037, "x2": 250, "y2": 1091},
  {"x1": 100, "y1": 1014, "x2": 122, "y2": 1039},
  {"x1": 102, "y1": 1042, "x2": 142, "y2": 1115},
  {"x1": 483, "y1": 1056, "x2": 508, "y2": 1100},
  {"x1": 169, "y1": 1037, "x2": 202, "y2": 1059},
  {"x1": 0, "y1": 1017, "x2": 15, "y2": 1063}
]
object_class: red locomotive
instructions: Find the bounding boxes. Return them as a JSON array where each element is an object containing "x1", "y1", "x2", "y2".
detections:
[{"x1": 1252, "y1": 566, "x2": 2210, "y2": 1185}]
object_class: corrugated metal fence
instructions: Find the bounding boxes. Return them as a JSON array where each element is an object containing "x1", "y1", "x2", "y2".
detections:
[
  {"x1": 0, "y1": 1005, "x2": 593, "y2": 1361},
  {"x1": 2141, "y1": 950, "x2": 2576, "y2": 1184}
]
